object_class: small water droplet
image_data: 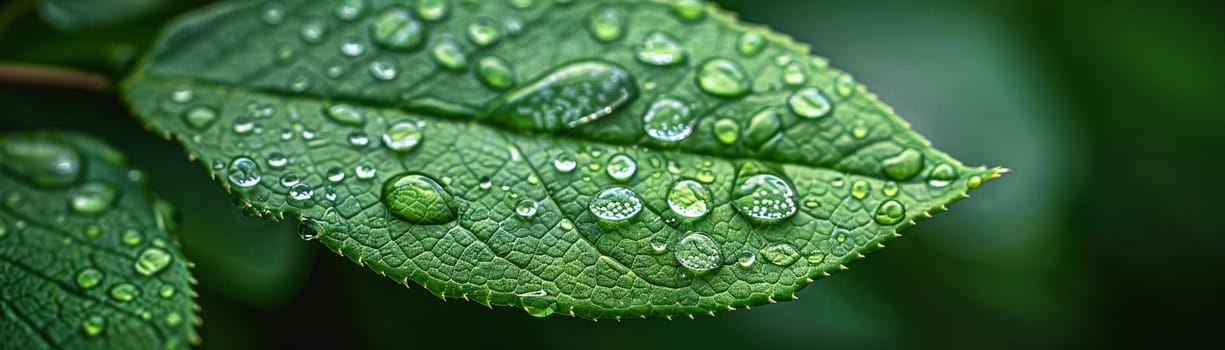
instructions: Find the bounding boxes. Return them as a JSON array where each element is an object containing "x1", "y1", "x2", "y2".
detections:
[
  {"x1": 874, "y1": 200, "x2": 906, "y2": 225},
  {"x1": 430, "y1": 38, "x2": 468, "y2": 71},
  {"x1": 588, "y1": 186, "x2": 642, "y2": 221},
  {"x1": 967, "y1": 176, "x2": 983, "y2": 189},
  {"x1": 170, "y1": 86, "x2": 194, "y2": 103},
  {"x1": 697, "y1": 58, "x2": 750, "y2": 98},
  {"x1": 83, "y1": 224, "x2": 102, "y2": 238},
  {"x1": 121, "y1": 229, "x2": 142, "y2": 246},
  {"x1": 383, "y1": 173, "x2": 458, "y2": 224},
  {"x1": 781, "y1": 62, "x2": 807, "y2": 86},
  {"x1": 369, "y1": 58, "x2": 400, "y2": 80},
  {"x1": 76, "y1": 268, "x2": 103, "y2": 289},
  {"x1": 335, "y1": 0, "x2": 367, "y2": 21},
  {"x1": 134, "y1": 247, "x2": 172, "y2": 276},
  {"x1": 835, "y1": 74, "x2": 856, "y2": 97},
  {"x1": 713, "y1": 118, "x2": 740, "y2": 144},
  {"x1": 289, "y1": 183, "x2": 314, "y2": 201},
  {"x1": 348, "y1": 132, "x2": 370, "y2": 147},
  {"x1": 232, "y1": 117, "x2": 255, "y2": 135},
  {"x1": 789, "y1": 87, "x2": 832, "y2": 119},
  {"x1": 882, "y1": 181, "x2": 899, "y2": 197},
  {"x1": 339, "y1": 37, "x2": 367, "y2": 57},
  {"x1": 415, "y1": 0, "x2": 448, "y2": 21},
  {"x1": 744, "y1": 108, "x2": 782, "y2": 147},
  {"x1": 165, "y1": 312, "x2": 183, "y2": 327},
  {"x1": 297, "y1": 219, "x2": 319, "y2": 241},
  {"x1": 642, "y1": 98, "x2": 696, "y2": 142},
  {"x1": 370, "y1": 6, "x2": 425, "y2": 51},
  {"x1": 287, "y1": 73, "x2": 312, "y2": 92},
  {"x1": 674, "y1": 232, "x2": 719, "y2": 272},
  {"x1": 927, "y1": 164, "x2": 957, "y2": 187},
  {"x1": 466, "y1": 17, "x2": 503, "y2": 47},
  {"x1": 732, "y1": 174, "x2": 797, "y2": 223},
  {"x1": 267, "y1": 152, "x2": 288, "y2": 168},
  {"x1": 273, "y1": 44, "x2": 296, "y2": 63},
  {"x1": 882, "y1": 149, "x2": 924, "y2": 180},
  {"x1": 636, "y1": 32, "x2": 685, "y2": 66},
  {"x1": 279, "y1": 173, "x2": 300, "y2": 187},
  {"x1": 82, "y1": 315, "x2": 105, "y2": 336},
  {"x1": 69, "y1": 181, "x2": 119, "y2": 214},
  {"x1": 606, "y1": 154, "x2": 637, "y2": 182},
  {"x1": 553, "y1": 155, "x2": 577, "y2": 173},
  {"x1": 515, "y1": 198, "x2": 538, "y2": 219},
  {"x1": 586, "y1": 6, "x2": 625, "y2": 42},
  {"x1": 326, "y1": 167, "x2": 346, "y2": 183},
  {"x1": 477, "y1": 56, "x2": 515, "y2": 90},
  {"x1": 674, "y1": 0, "x2": 705, "y2": 21},
  {"x1": 259, "y1": 2, "x2": 286, "y2": 25},
  {"x1": 479, "y1": 179, "x2": 493, "y2": 189},
  {"x1": 356, "y1": 164, "x2": 377, "y2": 179},
  {"x1": 109, "y1": 283, "x2": 138, "y2": 302},
  {"x1": 159, "y1": 285, "x2": 175, "y2": 298},
  {"x1": 482, "y1": 60, "x2": 637, "y2": 130},
  {"x1": 737, "y1": 32, "x2": 766, "y2": 56},
  {"x1": 736, "y1": 249, "x2": 756, "y2": 267},
  {"x1": 181, "y1": 106, "x2": 217, "y2": 130},
  {"x1": 650, "y1": 236, "x2": 669, "y2": 254},
  {"x1": 850, "y1": 180, "x2": 870, "y2": 199},
  {"x1": 382, "y1": 121, "x2": 422, "y2": 152},
  {"x1": 760, "y1": 243, "x2": 799, "y2": 266},
  {"x1": 667, "y1": 179, "x2": 711, "y2": 219},
  {"x1": 224, "y1": 157, "x2": 260, "y2": 190},
  {"x1": 299, "y1": 18, "x2": 327, "y2": 44}
]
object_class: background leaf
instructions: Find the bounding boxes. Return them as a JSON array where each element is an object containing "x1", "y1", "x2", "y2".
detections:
[
  {"x1": 35, "y1": 0, "x2": 171, "y2": 31},
  {"x1": 0, "y1": 130, "x2": 199, "y2": 349},
  {"x1": 123, "y1": 0, "x2": 998, "y2": 318}
]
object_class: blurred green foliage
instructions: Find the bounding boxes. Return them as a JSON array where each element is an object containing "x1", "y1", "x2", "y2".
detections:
[{"x1": 1, "y1": 0, "x2": 1221, "y2": 348}]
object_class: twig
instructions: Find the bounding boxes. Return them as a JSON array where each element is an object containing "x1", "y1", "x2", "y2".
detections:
[{"x1": 0, "y1": 62, "x2": 111, "y2": 91}]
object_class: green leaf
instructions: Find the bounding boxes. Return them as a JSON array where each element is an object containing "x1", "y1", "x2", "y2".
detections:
[
  {"x1": 0, "y1": 131, "x2": 199, "y2": 348},
  {"x1": 121, "y1": 0, "x2": 1002, "y2": 319},
  {"x1": 35, "y1": 0, "x2": 172, "y2": 31}
]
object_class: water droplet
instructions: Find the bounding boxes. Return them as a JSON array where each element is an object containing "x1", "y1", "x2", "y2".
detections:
[
  {"x1": 222, "y1": 157, "x2": 261, "y2": 189},
  {"x1": 134, "y1": 247, "x2": 172, "y2": 276},
  {"x1": 76, "y1": 268, "x2": 103, "y2": 289},
  {"x1": 83, "y1": 224, "x2": 102, "y2": 238},
  {"x1": 650, "y1": 237, "x2": 669, "y2": 253},
  {"x1": 737, "y1": 32, "x2": 766, "y2": 56},
  {"x1": 273, "y1": 44, "x2": 296, "y2": 63},
  {"x1": 109, "y1": 283, "x2": 137, "y2": 302},
  {"x1": 0, "y1": 135, "x2": 83, "y2": 187},
  {"x1": 781, "y1": 62, "x2": 807, "y2": 86},
  {"x1": 851, "y1": 123, "x2": 869, "y2": 139},
  {"x1": 482, "y1": 60, "x2": 636, "y2": 130},
  {"x1": 588, "y1": 186, "x2": 642, "y2": 221},
  {"x1": 69, "y1": 181, "x2": 119, "y2": 214},
  {"x1": 874, "y1": 200, "x2": 906, "y2": 225},
  {"x1": 479, "y1": 179, "x2": 492, "y2": 189},
  {"x1": 967, "y1": 176, "x2": 983, "y2": 189},
  {"x1": 181, "y1": 106, "x2": 217, "y2": 130},
  {"x1": 515, "y1": 198, "x2": 538, "y2": 219},
  {"x1": 882, "y1": 181, "x2": 899, "y2": 197},
  {"x1": 927, "y1": 164, "x2": 957, "y2": 187},
  {"x1": 370, "y1": 7, "x2": 425, "y2": 51},
  {"x1": 636, "y1": 32, "x2": 686, "y2": 66},
  {"x1": 674, "y1": 0, "x2": 705, "y2": 21},
  {"x1": 882, "y1": 149, "x2": 924, "y2": 180},
  {"x1": 606, "y1": 154, "x2": 637, "y2": 182},
  {"x1": 806, "y1": 253, "x2": 825, "y2": 264},
  {"x1": 736, "y1": 249, "x2": 756, "y2": 267},
  {"x1": 260, "y1": 2, "x2": 286, "y2": 25},
  {"x1": 642, "y1": 98, "x2": 696, "y2": 142},
  {"x1": 835, "y1": 74, "x2": 856, "y2": 97},
  {"x1": 297, "y1": 220, "x2": 319, "y2": 241},
  {"x1": 382, "y1": 121, "x2": 422, "y2": 152},
  {"x1": 82, "y1": 315, "x2": 105, "y2": 336},
  {"x1": 279, "y1": 173, "x2": 300, "y2": 187},
  {"x1": 356, "y1": 164, "x2": 377, "y2": 179},
  {"x1": 744, "y1": 108, "x2": 782, "y2": 147},
  {"x1": 586, "y1": 6, "x2": 625, "y2": 42},
  {"x1": 466, "y1": 17, "x2": 503, "y2": 47},
  {"x1": 159, "y1": 285, "x2": 175, "y2": 298},
  {"x1": 711, "y1": 118, "x2": 740, "y2": 144},
  {"x1": 382, "y1": 173, "x2": 458, "y2": 224},
  {"x1": 553, "y1": 155, "x2": 577, "y2": 173},
  {"x1": 348, "y1": 132, "x2": 370, "y2": 147},
  {"x1": 697, "y1": 58, "x2": 750, "y2": 98},
  {"x1": 267, "y1": 152, "x2": 288, "y2": 168},
  {"x1": 415, "y1": 0, "x2": 448, "y2": 21},
  {"x1": 667, "y1": 180, "x2": 711, "y2": 219},
  {"x1": 340, "y1": 37, "x2": 367, "y2": 57},
  {"x1": 327, "y1": 167, "x2": 346, "y2": 183},
  {"x1": 287, "y1": 73, "x2": 312, "y2": 92},
  {"x1": 325, "y1": 61, "x2": 346, "y2": 78},
  {"x1": 850, "y1": 180, "x2": 870, "y2": 199},
  {"x1": 165, "y1": 312, "x2": 183, "y2": 327},
  {"x1": 369, "y1": 58, "x2": 400, "y2": 80},
  {"x1": 732, "y1": 174, "x2": 797, "y2": 223},
  {"x1": 477, "y1": 56, "x2": 515, "y2": 90},
  {"x1": 170, "y1": 86, "x2": 194, "y2": 103},
  {"x1": 232, "y1": 116, "x2": 256, "y2": 135},
  {"x1": 289, "y1": 183, "x2": 314, "y2": 201},
  {"x1": 674, "y1": 232, "x2": 719, "y2": 272},
  {"x1": 119, "y1": 229, "x2": 142, "y2": 246},
  {"x1": 760, "y1": 243, "x2": 799, "y2": 266},
  {"x1": 299, "y1": 18, "x2": 327, "y2": 44},
  {"x1": 335, "y1": 0, "x2": 366, "y2": 21},
  {"x1": 789, "y1": 87, "x2": 832, "y2": 119},
  {"x1": 430, "y1": 38, "x2": 467, "y2": 71}
]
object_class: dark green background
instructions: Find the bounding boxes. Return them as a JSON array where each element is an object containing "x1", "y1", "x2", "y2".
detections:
[{"x1": 2, "y1": 0, "x2": 1222, "y2": 348}]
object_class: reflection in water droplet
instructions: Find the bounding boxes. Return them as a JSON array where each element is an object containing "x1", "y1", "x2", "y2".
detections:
[
  {"x1": 82, "y1": 315, "x2": 105, "y2": 336},
  {"x1": 477, "y1": 56, "x2": 515, "y2": 90},
  {"x1": 667, "y1": 180, "x2": 711, "y2": 219},
  {"x1": 588, "y1": 186, "x2": 642, "y2": 221},
  {"x1": 356, "y1": 164, "x2": 377, "y2": 179},
  {"x1": 383, "y1": 121, "x2": 422, "y2": 152},
  {"x1": 642, "y1": 98, "x2": 696, "y2": 142},
  {"x1": 515, "y1": 198, "x2": 538, "y2": 219},
  {"x1": 927, "y1": 164, "x2": 957, "y2": 187},
  {"x1": 882, "y1": 149, "x2": 924, "y2": 180},
  {"x1": 369, "y1": 58, "x2": 400, "y2": 80},
  {"x1": 382, "y1": 173, "x2": 458, "y2": 224},
  {"x1": 267, "y1": 152, "x2": 288, "y2": 168},
  {"x1": 135, "y1": 247, "x2": 172, "y2": 276},
  {"x1": 736, "y1": 249, "x2": 756, "y2": 267},
  {"x1": 713, "y1": 118, "x2": 740, "y2": 144},
  {"x1": 874, "y1": 200, "x2": 906, "y2": 225},
  {"x1": 697, "y1": 58, "x2": 749, "y2": 98},
  {"x1": 226, "y1": 157, "x2": 261, "y2": 188},
  {"x1": 69, "y1": 181, "x2": 119, "y2": 214},
  {"x1": 416, "y1": 0, "x2": 448, "y2": 21},
  {"x1": 430, "y1": 38, "x2": 467, "y2": 71},
  {"x1": 674, "y1": 232, "x2": 719, "y2": 272},
  {"x1": 732, "y1": 174, "x2": 797, "y2": 223},
  {"x1": 636, "y1": 32, "x2": 686, "y2": 66},
  {"x1": 466, "y1": 17, "x2": 503, "y2": 47},
  {"x1": 348, "y1": 132, "x2": 370, "y2": 147},
  {"x1": 850, "y1": 180, "x2": 870, "y2": 199},
  {"x1": 553, "y1": 155, "x2": 577, "y2": 173},
  {"x1": 482, "y1": 60, "x2": 636, "y2": 131},
  {"x1": 788, "y1": 87, "x2": 832, "y2": 119},
  {"x1": 76, "y1": 268, "x2": 103, "y2": 289},
  {"x1": 110, "y1": 283, "x2": 138, "y2": 302},
  {"x1": 327, "y1": 167, "x2": 346, "y2": 183},
  {"x1": 370, "y1": 6, "x2": 425, "y2": 51},
  {"x1": 280, "y1": 173, "x2": 300, "y2": 187},
  {"x1": 606, "y1": 154, "x2": 637, "y2": 182}
]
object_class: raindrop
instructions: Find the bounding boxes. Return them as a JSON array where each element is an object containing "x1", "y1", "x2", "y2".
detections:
[
  {"x1": 0, "y1": 136, "x2": 83, "y2": 188},
  {"x1": 121, "y1": 229, "x2": 142, "y2": 246},
  {"x1": 882, "y1": 149, "x2": 923, "y2": 180},
  {"x1": 788, "y1": 87, "x2": 832, "y2": 119},
  {"x1": 430, "y1": 38, "x2": 468, "y2": 71},
  {"x1": 370, "y1": 6, "x2": 425, "y2": 51},
  {"x1": 850, "y1": 180, "x2": 870, "y2": 199},
  {"x1": 134, "y1": 247, "x2": 172, "y2": 276},
  {"x1": 348, "y1": 132, "x2": 370, "y2": 147},
  {"x1": 369, "y1": 58, "x2": 400, "y2": 80},
  {"x1": 697, "y1": 58, "x2": 749, "y2": 98},
  {"x1": 289, "y1": 183, "x2": 314, "y2": 201},
  {"x1": 297, "y1": 220, "x2": 319, "y2": 241},
  {"x1": 226, "y1": 157, "x2": 261, "y2": 188},
  {"x1": 415, "y1": 0, "x2": 448, "y2": 21},
  {"x1": 553, "y1": 155, "x2": 577, "y2": 173},
  {"x1": 477, "y1": 56, "x2": 515, "y2": 90},
  {"x1": 267, "y1": 152, "x2": 288, "y2": 168},
  {"x1": 760, "y1": 243, "x2": 799, "y2": 266},
  {"x1": 636, "y1": 32, "x2": 686, "y2": 66},
  {"x1": 109, "y1": 283, "x2": 137, "y2": 302},
  {"x1": 382, "y1": 173, "x2": 458, "y2": 224},
  {"x1": 69, "y1": 181, "x2": 119, "y2": 214},
  {"x1": 588, "y1": 186, "x2": 642, "y2": 221},
  {"x1": 586, "y1": 6, "x2": 625, "y2": 42},
  {"x1": 75, "y1": 268, "x2": 103, "y2": 289},
  {"x1": 327, "y1": 167, "x2": 346, "y2": 183},
  {"x1": 744, "y1": 108, "x2": 782, "y2": 147},
  {"x1": 165, "y1": 312, "x2": 183, "y2": 327},
  {"x1": 259, "y1": 2, "x2": 285, "y2": 25},
  {"x1": 782, "y1": 62, "x2": 807, "y2": 86},
  {"x1": 466, "y1": 17, "x2": 503, "y2": 47},
  {"x1": 279, "y1": 173, "x2": 300, "y2": 187},
  {"x1": 835, "y1": 74, "x2": 857, "y2": 97},
  {"x1": 732, "y1": 174, "x2": 797, "y2": 223},
  {"x1": 737, "y1": 32, "x2": 766, "y2": 56},
  {"x1": 335, "y1": 0, "x2": 366, "y2": 21},
  {"x1": 340, "y1": 38, "x2": 367, "y2": 57},
  {"x1": 383, "y1": 121, "x2": 422, "y2": 152},
  {"x1": 300, "y1": 19, "x2": 327, "y2": 44},
  {"x1": 606, "y1": 154, "x2": 637, "y2": 182},
  {"x1": 159, "y1": 285, "x2": 175, "y2": 298},
  {"x1": 482, "y1": 60, "x2": 636, "y2": 130},
  {"x1": 642, "y1": 98, "x2": 696, "y2": 142},
  {"x1": 874, "y1": 200, "x2": 906, "y2": 225},
  {"x1": 515, "y1": 198, "x2": 538, "y2": 219},
  {"x1": 667, "y1": 179, "x2": 711, "y2": 219},
  {"x1": 736, "y1": 249, "x2": 756, "y2": 267},
  {"x1": 181, "y1": 106, "x2": 217, "y2": 130},
  {"x1": 82, "y1": 315, "x2": 105, "y2": 336},
  {"x1": 882, "y1": 181, "x2": 899, "y2": 197},
  {"x1": 170, "y1": 86, "x2": 194, "y2": 103},
  {"x1": 713, "y1": 118, "x2": 740, "y2": 144},
  {"x1": 674, "y1": 232, "x2": 719, "y2": 272},
  {"x1": 232, "y1": 117, "x2": 255, "y2": 134},
  {"x1": 356, "y1": 164, "x2": 377, "y2": 179},
  {"x1": 927, "y1": 164, "x2": 957, "y2": 187},
  {"x1": 674, "y1": 0, "x2": 705, "y2": 21}
]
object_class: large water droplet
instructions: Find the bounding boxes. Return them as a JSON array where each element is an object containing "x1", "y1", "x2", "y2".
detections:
[
  {"x1": 415, "y1": 0, "x2": 448, "y2": 21},
  {"x1": 674, "y1": 232, "x2": 719, "y2": 272},
  {"x1": 760, "y1": 243, "x2": 799, "y2": 266},
  {"x1": 109, "y1": 283, "x2": 137, "y2": 302},
  {"x1": 874, "y1": 200, "x2": 906, "y2": 225},
  {"x1": 369, "y1": 58, "x2": 400, "y2": 80},
  {"x1": 636, "y1": 32, "x2": 686, "y2": 66},
  {"x1": 642, "y1": 98, "x2": 696, "y2": 142},
  {"x1": 586, "y1": 6, "x2": 625, "y2": 42},
  {"x1": 69, "y1": 181, "x2": 119, "y2": 214},
  {"x1": 667, "y1": 179, "x2": 711, "y2": 219},
  {"x1": 466, "y1": 17, "x2": 503, "y2": 47},
  {"x1": 744, "y1": 108, "x2": 782, "y2": 147},
  {"x1": 789, "y1": 87, "x2": 832, "y2": 119},
  {"x1": 370, "y1": 6, "x2": 425, "y2": 51},
  {"x1": 481, "y1": 60, "x2": 636, "y2": 131},
  {"x1": 732, "y1": 174, "x2": 797, "y2": 223},
  {"x1": 226, "y1": 157, "x2": 261, "y2": 189},
  {"x1": 382, "y1": 121, "x2": 422, "y2": 152},
  {"x1": 0, "y1": 135, "x2": 83, "y2": 188},
  {"x1": 697, "y1": 58, "x2": 750, "y2": 98},
  {"x1": 134, "y1": 247, "x2": 172, "y2": 276},
  {"x1": 737, "y1": 32, "x2": 766, "y2": 56},
  {"x1": 477, "y1": 56, "x2": 515, "y2": 90},
  {"x1": 515, "y1": 198, "x2": 538, "y2": 219},
  {"x1": 606, "y1": 154, "x2": 637, "y2": 182},
  {"x1": 76, "y1": 268, "x2": 103, "y2": 289},
  {"x1": 382, "y1": 173, "x2": 458, "y2": 224},
  {"x1": 82, "y1": 315, "x2": 105, "y2": 336},
  {"x1": 588, "y1": 186, "x2": 642, "y2": 221},
  {"x1": 927, "y1": 164, "x2": 957, "y2": 187},
  {"x1": 882, "y1": 149, "x2": 924, "y2": 180}
]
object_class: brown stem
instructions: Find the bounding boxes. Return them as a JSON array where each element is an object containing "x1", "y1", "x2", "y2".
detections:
[{"x1": 0, "y1": 62, "x2": 111, "y2": 92}]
